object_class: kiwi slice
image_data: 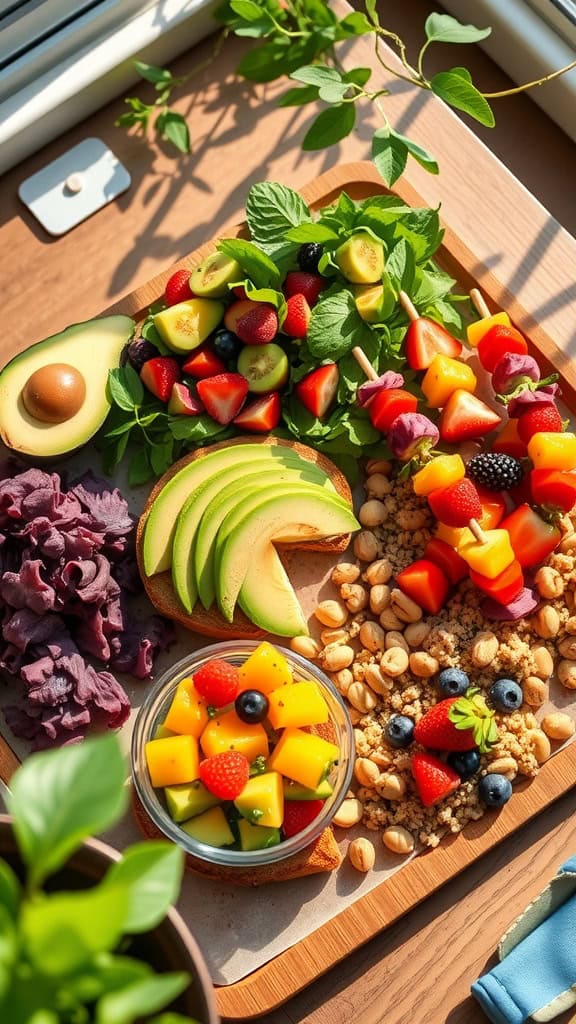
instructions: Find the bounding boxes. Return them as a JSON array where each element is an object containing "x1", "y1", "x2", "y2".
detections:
[
  {"x1": 237, "y1": 343, "x2": 289, "y2": 394},
  {"x1": 190, "y1": 252, "x2": 242, "y2": 298},
  {"x1": 335, "y1": 231, "x2": 385, "y2": 285}
]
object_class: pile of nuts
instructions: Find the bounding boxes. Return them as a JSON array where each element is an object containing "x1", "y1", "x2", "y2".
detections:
[{"x1": 291, "y1": 459, "x2": 576, "y2": 873}]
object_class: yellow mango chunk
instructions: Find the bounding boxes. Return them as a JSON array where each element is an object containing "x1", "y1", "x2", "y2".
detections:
[
  {"x1": 200, "y1": 708, "x2": 269, "y2": 762},
  {"x1": 459, "y1": 528, "x2": 515, "y2": 579},
  {"x1": 435, "y1": 522, "x2": 473, "y2": 550},
  {"x1": 527, "y1": 432, "x2": 576, "y2": 471},
  {"x1": 234, "y1": 772, "x2": 284, "y2": 828},
  {"x1": 421, "y1": 354, "x2": 477, "y2": 409},
  {"x1": 164, "y1": 676, "x2": 209, "y2": 738},
  {"x1": 466, "y1": 311, "x2": 510, "y2": 348},
  {"x1": 413, "y1": 454, "x2": 465, "y2": 496},
  {"x1": 267, "y1": 727, "x2": 340, "y2": 790},
  {"x1": 238, "y1": 641, "x2": 293, "y2": 695},
  {"x1": 267, "y1": 681, "x2": 329, "y2": 730},
  {"x1": 154, "y1": 722, "x2": 176, "y2": 739},
  {"x1": 145, "y1": 734, "x2": 199, "y2": 788}
]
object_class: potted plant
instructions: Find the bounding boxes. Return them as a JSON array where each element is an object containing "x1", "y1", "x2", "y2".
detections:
[{"x1": 0, "y1": 733, "x2": 219, "y2": 1024}]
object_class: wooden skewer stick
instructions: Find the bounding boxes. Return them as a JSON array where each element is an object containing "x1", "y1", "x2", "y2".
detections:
[
  {"x1": 468, "y1": 518, "x2": 487, "y2": 544},
  {"x1": 351, "y1": 346, "x2": 379, "y2": 381},
  {"x1": 399, "y1": 290, "x2": 419, "y2": 322},
  {"x1": 469, "y1": 288, "x2": 491, "y2": 319}
]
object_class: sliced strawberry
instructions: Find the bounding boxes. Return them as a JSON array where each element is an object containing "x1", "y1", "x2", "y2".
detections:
[
  {"x1": 182, "y1": 345, "x2": 226, "y2": 379},
  {"x1": 224, "y1": 299, "x2": 278, "y2": 345},
  {"x1": 530, "y1": 469, "x2": 576, "y2": 513},
  {"x1": 282, "y1": 294, "x2": 311, "y2": 338},
  {"x1": 404, "y1": 318, "x2": 462, "y2": 371},
  {"x1": 396, "y1": 559, "x2": 451, "y2": 615},
  {"x1": 517, "y1": 404, "x2": 564, "y2": 445},
  {"x1": 469, "y1": 559, "x2": 524, "y2": 605},
  {"x1": 233, "y1": 392, "x2": 282, "y2": 432},
  {"x1": 283, "y1": 799, "x2": 325, "y2": 838},
  {"x1": 164, "y1": 268, "x2": 194, "y2": 306},
  {"x1": 140, "y1": 356, "x2": 180, "y2": 402},
  {"x1": 196, "y1": 372, "x2": 249, "y2": 424},
  {"x1": 477, "y1": 324, "x2": 528, "y2": 373},
  {"x1": 295, "y1": 364, "x2": 339, "y2": 418},
  {"x1": 428, "y1": 478, "x2": 482, "y2": 528},
  {"x1": 500, "y1": 503, "x2": 561, "y2": 568},
  {"x1": 423, "y1": 538, "x2": 468, "y2": 585},
  {"x1": 411, "y1": 752, "x2": 460, "y2": 807},
  {"x1": 283, "y1": 271, "x2": 325, "y2": 306},
  {"x1": 439, "y1": 389, "x2": 502, "y2": 443},
  {"x1": 492, "y1": 419, "x2": 528, "y2": 460},
  {"x1": 167, "y1": 382, "x2": 204, "y2": 416},
  {"x1": 368, "y1": 388, "x2": 418, "y2": 433}
]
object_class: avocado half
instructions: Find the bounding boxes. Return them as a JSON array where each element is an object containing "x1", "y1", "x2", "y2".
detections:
[{"x1": 0, "y1": 315, "x2": 135, "y2": 457}]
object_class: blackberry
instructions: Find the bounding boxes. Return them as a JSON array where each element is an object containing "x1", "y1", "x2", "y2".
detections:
[
  {"x1": 297, "y1": 242, "x2": 323, "y2": 273},
  {"x1": 124, "y1": 338, "x2": 159, "y2": 372},
  {"x1": 467, "y1": 452, "x2": 524, "y2": 491}
]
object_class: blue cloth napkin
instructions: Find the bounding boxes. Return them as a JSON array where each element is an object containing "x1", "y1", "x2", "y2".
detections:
[{"x1": 471, "y1": 856, "x2": 576, "y2": 1024}]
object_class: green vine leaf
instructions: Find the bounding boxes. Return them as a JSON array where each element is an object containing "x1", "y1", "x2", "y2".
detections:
[
  {"x1": 156, "y1": 111, "x2": 191, "y2": 153},
  {"x1": 425, "y1": 13, "x2": 492, "y2": 45},
  {"x1": 277, "y1": 85, "x2": 319, "y2": 107},
  {"x1": 302, "y1": 103, "x2": 356, "y2": 150},
  {"x1": 371, "y1": 128, "x2": 408, "y2": 187},
  {"x1": 430, "y1": 68, "x2": 496, "y2": 127}
]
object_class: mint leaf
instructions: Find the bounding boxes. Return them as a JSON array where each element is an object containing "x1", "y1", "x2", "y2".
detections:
[
  {"x1": 431, "y1": 68, "x2": 495, "y2": 127},
  {"x1": 103, "y1": 842, "x2": 184, "y2": 934},
  {"x1": 372, "y1": 128, "x2": 408, "y2": 187},
  {"x1": 230, "y1": 0, "x2": 265, "y2": 20},
  {"x1": 217, "y1": 238, "x2": 281, "y2": 287},
  {"x1": 167, "y1": 412, "x2": 229, "y2": 442},
  {"x1": 242, "y1": 280, "x2": 287, "y2": 323},
  {"x1": 302, "y1": 103, "x2": 356, "y2": 150},
  {"x1": 386, "y1": 238, "x2": 416, "y2": 293},
  {"x1": 285, "y1": 223, "x2": 339, "y2": 244},
  {"x1": 246, "y1": 181, "x2": 311, "y2": 254},
  {"x1": 425, "y1": 13, "x2": 491, "y2": 44},
  {"x1": 95, "y1": 973, "x2": 189, "y2": 1024},
  {"x1": 129, "y1": 448, "x2": 153, "y2": 485},
  {"x1": 412, "y1": 266, "x2": 456, "y2": 306},
  {"x1": 307, "y1": 290, "x2": 368, "y2": 360},
  {"x1": 107, "y1": 369, "x2": 138, "y2": 411}
]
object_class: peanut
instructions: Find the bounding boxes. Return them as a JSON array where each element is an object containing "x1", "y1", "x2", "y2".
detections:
[
  {"x1": 341, "y1": 583, "x2": 369, "y2": 613},
  {"x1": 347, "y1": 681, "x2": 378, "y2": 714},
  {"x1": 375, "y1": 772, "x2": 406, "y2": 800},
  {"x1": 534, "y1": 565, "x2": 565, "y2": 599},
  {"x1": 379, "y1": 607, "x2": 405, "y2": 631},
  {"x1": 390, "y1": 588, "x2": 422, "y2": 623},
  {"x1": 558, "y1": 636, "x2": 576, "y2": 659},
  {"x1": 382, "y1": 825, "x2": 415, "y2": 855},
  {"x1": 532, "y1": 605, "x2": 560, "y2": 639},
  {"x1": 349, "y1": 837, "x2": 376, "y2": 873},
  {"x1": 532, "y1": 645, "x2": 554, "y2": 679},
  {"x1": 331, "y1": 562, "x2": 361, "y2": 586},
  {"x1": 365, "y1": 473, "x2": 392, "y2": 499},
  {"x1": 314, "y1": 599, "x2": 348, "y2": 628},
  {"x1": 333, "y1": 668, "x2": 353, "y2": 695},
  {"x1": 564, "y1": 616, "x2": 576, "y2": 635},
  {"x1": 380, "y1": 646, "x2": 409, "y2": 677},
  {"x1": 370, "y1": 584, "x2": 391, "y2": 615},
  {"x1": 359, "y1": 620, "x2": 385, "y2": 653},
  {"x1": 364, "y1": 663, "x2": 393, "y2": 695},
  {"x1": 471, "y1": 630, "x2": 499, "y2": 668},
  {"x1": 526, "y1": 728, "x2": 551, "y2": 763},
  {"x1": 409, "y1": 651, "x2": 439, "y2": 678},
  {"x1": 522, "y1": 676, "x2": 549, "y2": 708},
  {"x1": 354, "y1": 757, "x2": 380, "y2": 787},
  {"x1": 354, "y1": 530, "x2": 379, "y2": 562},
  {"x1": 385, "y1": 630, "x2": 410, "y2": 654},
  {"x1": 487, "y1": 756, "x2": 518, "y2": 781},
  {"x1": 404, "y1": 620, "x2": 432, "y2": 648},
  {"x1": 558, "y1": 659, "x2": 576, "y2": 688},
  {"x1": 290, "y1": 635, "x2": 321, "y2": 660},
  {"x1": 320, "y1": 628, "x2": 349, "y2": 647},
  {"x1": 359, "y1": 499, "x2": 387, "y2": 528},
  {"x1": 333, "y1": 798, "x2": 363, "y2": 828},
  {"x1": 366, "y1": 458, "x2": 392, "y2": 475},
  {"x1": 364, "y1": 558, "x2": 393, "y2": 585},
  {"x1": 321, "y1": 644, "x2": 355, "y2": 672},
  {"x1": 541, "y1": 712, "x2": 575, "y2": 741}
]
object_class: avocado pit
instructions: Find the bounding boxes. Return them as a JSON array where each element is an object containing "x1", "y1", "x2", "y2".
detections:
[{"x1": 22, "y1": 363, "x2": 86, "y2": 423}]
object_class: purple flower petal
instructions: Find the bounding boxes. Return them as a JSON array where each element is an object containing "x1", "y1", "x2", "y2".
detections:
[
  {"x1": 507, "y1": 384, "x2": 561, "y2": 417},
  {"x1": 492, "y1": 354, "x2": 540, "y2": 395},
  {"x1": 357, "y1": 371, "x2": 405, "y2": 407},
  {"x1": 388, "y1": 412, "x2": 440, "y2": 461}
]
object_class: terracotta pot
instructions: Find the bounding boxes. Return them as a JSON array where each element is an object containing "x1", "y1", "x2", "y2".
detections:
[{"x1": 0, "y1": 815, "x2": 219, "y2": 1024}]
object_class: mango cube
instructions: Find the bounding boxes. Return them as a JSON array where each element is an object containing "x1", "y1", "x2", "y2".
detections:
[
  {"x1": 267, "y1": 727, "x2": 340, "y2": 790},
  {"x1": 145, "y1": 734, "x2": 199, "y2": 788},
  {"x1": 238, "y1": 641, "x2": 293, "y2": 695},
  {"x1": 181, "y1": 806, "x2": 234, "y2": 848},
  {"x1": 154, "y1": 723, "x2": 176, "y2": 739},
  {"x1": 413, "y1": 454, "x2": 465, "y2": 496},
  {"x1": 234, "y1": 772, "x2": 284, "y2": 828},
  {"x1": 164, "y1": 676, "x2": 209, "y2": 738},
  {"x1": 435, "y1": 522, "x2": 473, "y2": 550},
  {"x1": 527, "y1": 432, "x2": 576, "y2": 471},
  {"x1": 267, "y1": 681, "x2": 329, "y2": 730},
  {"x1": 200, "y1": 708, "x2": 269, "y2": 762},
  {"x1": 421, "y1": 354, "x2": 477, "y2": 409},
  {"x1": 466, "y1": 311, "x2": 510, "y2": 348},
  {"x1": 459, "y1": 528, "x2": 515, "y2": 579}
]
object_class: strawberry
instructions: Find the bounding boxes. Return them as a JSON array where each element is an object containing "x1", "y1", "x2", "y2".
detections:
[
  {"x1": 193, "y1": 658, "x2": 240, "y2": 706},
  {"x1": 295, "y1": 363, "x2": 339, "y2": 418},
  {"x1": 164, "y1": 269, "x2": 194, "y2": 306},
  {"x1": 199, "y1": 751, "x2": 250, "y2": 800},
  {"x1": 396, "y1": 559, "x2": 451, "y2": 615},
  {"x1": 414, "y1": 690, "x2": 497, "y2": 753},
  {"x1": 517, "y1": 404, "x2": 564, "y2": 444},
  {"x1": 368, "y1": 388, "x2": 418, "y2": 433},
  {"x1": 282, "y1": 294, "x2": 311, "y2": 338},
  {"x1": 439, "y1": 389, "x2": 502, "y2": 443},
  {"x1": 233, "y1": 392, "x2": 282, "y2": 432},
  {"x1": 404, "y1": 318, "x2": 462, "y2": 371},
  {"x1": 182, "y1": 345, "x2": 226, "y2": 379},
  {"x1": 423, "y1": 538, "x2": 468, "y2": 585},
  {"x1": 492, "y1": 419, "x2": 528, "y2": 460},
  {"x1": 411, "y1": 752, "x2": 460, "y2": 807},
  {"x1": 530, "y1": 469, "x2": 576, "y2": 513},
  {"x1": 233, "y1": 285, "x2": 248, "y2": 299},
  {"x1": 500, "y1": 503, "x2": 561, "y2": 567},
  {"x1": 477, "y1": 324, "x2": 528, "y2": 372},
  {"x1": 196, "y1": 373, "x2": 248, "y2": 424},
  {"x1": 283, "y1": 271, "x2": 325, "y2": 306},
  {"x1": 282, "y1": 799, "x2": 325, "y2": 838},
  {"x1": 427, "y1": 478, "x2": 482, "y2": 528},
  {"x1": 140, "y1": 356, "x2": 180, "y2": 402},
  {"x1": 224, "y1": 299, "x2": 278, "y2": 345}
]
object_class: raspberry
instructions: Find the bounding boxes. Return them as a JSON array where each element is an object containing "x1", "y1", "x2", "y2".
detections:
[
  {"x1": 199, "y1": 751, "x2": 250, "y2": 800},
  {"x1": 193, "y1": 659, "x2": 239, "y2": 706},
  {"x1": 164, "y1": 269, "x2": 194, "y2": 306},
  {"x1": 282, "y1": 799, "x2": 324, "y2": 838}
]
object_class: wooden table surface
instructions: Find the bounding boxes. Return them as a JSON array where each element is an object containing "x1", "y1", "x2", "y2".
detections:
[{"x1": 1, "y1": 2, "x2": 575, "y2": 1021}]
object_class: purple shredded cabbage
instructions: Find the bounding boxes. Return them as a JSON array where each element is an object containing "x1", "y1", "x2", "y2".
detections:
[{"x1": 0, "y1": 467, "x2": 174, "y2": 749}]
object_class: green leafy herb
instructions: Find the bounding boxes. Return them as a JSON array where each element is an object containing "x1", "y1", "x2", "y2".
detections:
[
  {"x1": 430, "y1": 68, "x2": 496, "y2": 127},
  {"x1": 217, "y1": 238, "x2": 281, "y2": 288},
  {"x1": 307, "y1": 289, "x2": 367, "y2": 361}
]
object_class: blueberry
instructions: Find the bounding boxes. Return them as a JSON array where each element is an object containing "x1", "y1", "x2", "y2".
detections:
[
  {"x1": 489, "y1": 678, "x2": 523, "y2": 713},
  {"x1": 235, "y1": 689, "x2": 269, "y2": 724},
  {"x1": 297, "y1": 242, "x2": 323, "y2": 273},
  {"x1": 385, "y1": 714, "x2": 415, "y2": 748},
  {"x1": 437, "y1": 667, "x2": 470, "y2": 698},
  {"x1": 213, "y1": 329, "x2": 241, "y2": 361},
  {"x1": 478, "y1": 773, "x2": 513, "y2": 808},
  {"x1": 447, "y1": 749, "x2": 481, "y2": 779}
]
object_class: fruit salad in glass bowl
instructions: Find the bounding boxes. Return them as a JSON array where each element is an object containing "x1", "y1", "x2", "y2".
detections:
[{"x1": 131, "y1": 641, "x2": 354, "y2": 867}]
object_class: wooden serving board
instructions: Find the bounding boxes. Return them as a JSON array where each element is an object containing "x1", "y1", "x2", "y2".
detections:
[{"x1": 2, "y1": 162, "x2": 576, "y2": 1018}]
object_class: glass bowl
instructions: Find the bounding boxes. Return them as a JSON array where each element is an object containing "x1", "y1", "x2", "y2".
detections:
[{"x1": 131, "y1": 640, "x2": 354, "y2": 868}]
